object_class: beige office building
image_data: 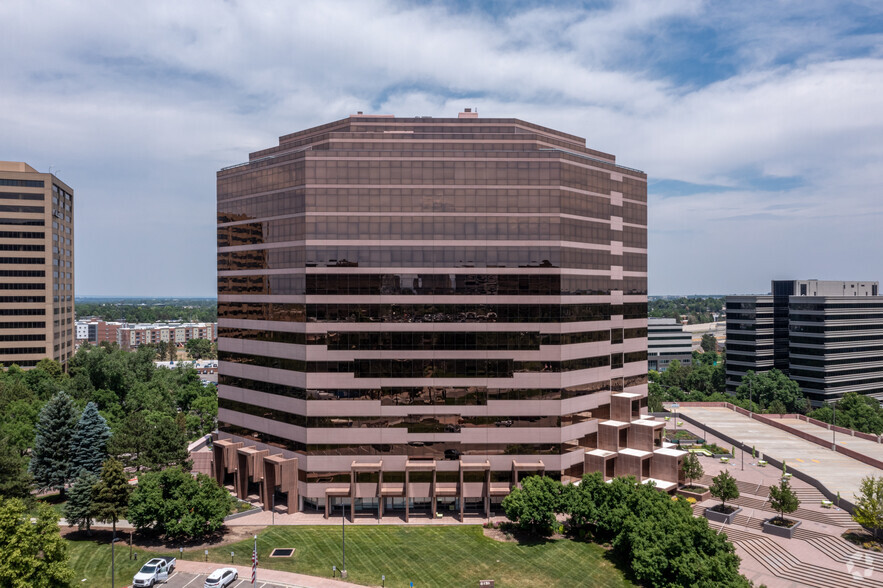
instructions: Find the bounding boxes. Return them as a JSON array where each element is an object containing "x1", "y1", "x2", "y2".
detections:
[{"x1": 0, "y1": 162, "x2": 74, "y2": 368}]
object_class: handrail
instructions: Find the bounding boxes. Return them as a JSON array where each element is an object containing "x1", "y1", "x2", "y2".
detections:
[
  {"x1": 220, "y1": 145, "x2": 313, "y2": 171},
  {"x1": 538, "y1": 148, "x2": 645, "y2": 174}
]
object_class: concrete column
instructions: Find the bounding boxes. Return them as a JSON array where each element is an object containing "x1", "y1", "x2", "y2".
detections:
[
  {"x1": 235, "y1": 453, "x2": 249, "y2": 499},
  {"x1": 404, "y1": 469, "x2": 410, "y2": 523},
  {"x1": 212, "y1": 445, "x2": 225, "y2": 483},
  {"x1": 431, "y1": 470, "x2": 437, "y2": 519},
  {"x1": 378, "y1": 470, "x2": 384, "y2": 519},
  {"x1": 459, "y1": 469, "x2": 465, "y2": 521},
  {"x1": 262, "y1": 464, "x2": 277, "y2": 512}
]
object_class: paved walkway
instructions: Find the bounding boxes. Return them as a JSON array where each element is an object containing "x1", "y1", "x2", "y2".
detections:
[{"x1": 677, "y1": 406, "x2": 883, "y2": 502}]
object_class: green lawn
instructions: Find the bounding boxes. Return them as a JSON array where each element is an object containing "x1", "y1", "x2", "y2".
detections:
[
  {"x1": 66, "y1": 525, "x2": 634, "y2": 588},
  {"x1": 66, "y1": 531, "x2": 150, "y2": 588}
]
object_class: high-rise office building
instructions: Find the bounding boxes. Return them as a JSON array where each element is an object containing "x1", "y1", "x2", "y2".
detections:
[
  {"x1": 727, "y1": 279, "x2": 882, "y2": 404},
  {"x1": 214, "y1": 112, "x2": 649, "y2": 518},
  {"x1": 0, "y1": 162, "x2": 74, "y2": 368}
]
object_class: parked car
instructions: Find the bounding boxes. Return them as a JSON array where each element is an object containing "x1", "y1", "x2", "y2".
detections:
[
  {"x1": 203, "y1": 567, "x2": 238, "y2": 588},
  {"x1": 132, "y1": 556, "x2": 175, "y2": 587}
]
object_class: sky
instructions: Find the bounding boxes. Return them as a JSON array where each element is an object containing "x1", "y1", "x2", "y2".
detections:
[{"x1": 2, "y1": 0, "x2": 882, "y2": 297}]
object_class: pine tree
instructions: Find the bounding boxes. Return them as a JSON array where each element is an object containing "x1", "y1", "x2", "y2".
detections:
[
  {"x1": 29, "y1": 391, "x2": 79, "y2": 496},
  {"x1": 92, "y1": 458, "x2": 131, "y2": 536},
  {"x1": 71, "y1": 402, "x2": 111, "y2": 477},
  {"x1": 143, "y1": 414, "x2": 190, "y2": 471},
  {"x1": 108, "y1": 411, "x2": 151, "y2": 472},
  {"x1": 63, "y1": 470, "x2": 98, "y2": 535}
]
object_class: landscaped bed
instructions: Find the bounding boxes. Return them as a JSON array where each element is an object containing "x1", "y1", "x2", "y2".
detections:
[
  {"x1": 704, "y1": 504, "x2": 741, "y2": 524},
  {"x1": 843, "y1": 530, "x2": 883, "y2": 553}
]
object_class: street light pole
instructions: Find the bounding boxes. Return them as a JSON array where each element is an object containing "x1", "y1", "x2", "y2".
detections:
[
  {"x1": 833, "y1": 400, "x2": 837, "y2": 450},
  {"x1": 342, "y1": 501, "x2": 346, "y2": 576}
]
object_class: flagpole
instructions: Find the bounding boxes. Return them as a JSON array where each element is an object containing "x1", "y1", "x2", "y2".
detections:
[{"x1": 252, "y1": 534, "x2": 257, "y2": 586}]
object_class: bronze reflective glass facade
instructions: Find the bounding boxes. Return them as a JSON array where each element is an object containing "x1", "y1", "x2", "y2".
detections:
[{"x1": 216, "y1": 114, "x2": 647, "y2": 513}]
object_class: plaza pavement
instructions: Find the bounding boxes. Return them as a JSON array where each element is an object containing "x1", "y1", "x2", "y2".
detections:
[
  {"x1": 782, "y1": 417, "x2": 883, "y2": 460},
  {"x1": 676, "y1": 405, "x2": 883, "y2": 503}
]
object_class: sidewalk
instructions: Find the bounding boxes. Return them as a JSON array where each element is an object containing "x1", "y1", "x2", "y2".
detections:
[{"x1": 174, "y1": 560, "x2": 359, "y2": 588}]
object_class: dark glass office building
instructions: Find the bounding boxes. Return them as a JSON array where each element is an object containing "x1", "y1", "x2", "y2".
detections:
[
  {"x1": 727, "y1": 280, "x2": 883, "y2": 405},
  {"x1": 213, "y1": 111, "x2": 648, "y2": 518}
]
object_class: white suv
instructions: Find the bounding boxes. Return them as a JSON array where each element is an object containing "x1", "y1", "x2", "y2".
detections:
[{"x1": 203, "y1": 567, "x2": 238, "y2": 588}]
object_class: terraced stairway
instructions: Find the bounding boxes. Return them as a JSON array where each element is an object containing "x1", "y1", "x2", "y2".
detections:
[
  {"x1": 731, "y1": 495, "x2": 859, "y2": 527},
  {"x1": 736, "y1": 534, "x2": 883, "y2": 588},
  {"x1": 804, "y1": 534, "x2": 883, "y2": 574}
]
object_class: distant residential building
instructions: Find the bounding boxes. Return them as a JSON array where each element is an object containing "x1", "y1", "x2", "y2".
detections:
[
  {"x1": 117, "y1": 322, "x2": 216, "y2": 350},
  {"x1": 75, "y1": 319, "x2": 124, "y2": 345},
  {"x1": 0, "y1": 161, "x2": 74, "y2": 368},
  {"x1": 727, "y1": 279, "x2": 883, "y2": 404},
  {"x1": 648, "y1": 318, "x2": 693, "y2": 371}
]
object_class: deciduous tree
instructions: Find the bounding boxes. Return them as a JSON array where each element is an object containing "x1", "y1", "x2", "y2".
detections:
[
  {"x1": 128, "y1": 467, "x2": 232, "y2": 540},
  {"x1": 735, "y1": 370, "x2": 807, "y2": 414},
  {"x1": 0, "y1": 498, "x2": 74, "y2": 587},
  {"x1": 0, "y1": 437, "x2": 31, "y2": 499},
  {"x1": 681, "y1": 452, "x2": 704, "y2": 489},
  {"x1": 768, "y1": 478, "x2": 799, "y2": 523},
  {"x1": 854, "y1": 475, "x2": 883, "y2": 541},
  {"x1": 29, "y1": 391, "x2": 78, "y2": 496},
  {"x1": 184, "y1": 338, "x2": 213, "y2": 360},
  {"x1": 501, "y1": 475, "x2": 565, "y2": 536},
  {"x1": 700, "y1": 333, "x2": 717, "y2": 353},
  {"x1": 709, "y1": 470, "x2": 739, "y2": 512}
]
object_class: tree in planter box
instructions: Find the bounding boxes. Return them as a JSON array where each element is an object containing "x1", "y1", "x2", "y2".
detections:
[
  {"x1": 853, "y1": 475, "x2": 883, "y2": 541},
  {"x1": 768, "y1": 478, "x2": 799, "y2": 525},
  {"x1": 709, "y1": 470, "x2": 739, "y2": 513},
  {"x1": 681, "y1": 452, "x2": 704, "y2": 490}
]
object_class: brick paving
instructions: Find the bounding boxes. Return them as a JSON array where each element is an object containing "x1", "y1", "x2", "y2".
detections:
[{"x1": 682, "y1": 426, "x2": 879, "y2": 587}]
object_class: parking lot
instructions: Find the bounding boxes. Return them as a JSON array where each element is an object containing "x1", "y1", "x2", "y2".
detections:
[{"x1": 144, "y1": 571, "x2": 303, "y2": 588}]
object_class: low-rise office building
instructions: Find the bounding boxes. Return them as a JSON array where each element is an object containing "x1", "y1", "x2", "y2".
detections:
[{"x1": 648, "y1": 318, "x2": 693, "y2": 371}]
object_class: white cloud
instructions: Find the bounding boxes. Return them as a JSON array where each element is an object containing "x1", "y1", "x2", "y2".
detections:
[{"x1": 0, "y1": 0, "x2": 881, "y2": 295}]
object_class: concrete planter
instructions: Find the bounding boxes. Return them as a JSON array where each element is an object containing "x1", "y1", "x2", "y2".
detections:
[
  {"x1": 705, "y1": 505, "x2": 742, "y2": 524},
  {"x1": 678, "y1": 487, "x2": 711, "y2": 501},
  {"x1": 712, "y1": 453, "x2": 732, "y2": 460},
  {"x1": 762, "y1": 518, "x2": 801, "y2": 539}
]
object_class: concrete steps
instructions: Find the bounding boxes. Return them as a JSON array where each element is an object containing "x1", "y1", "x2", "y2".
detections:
[
  {"x1": 738, "y1": 536, "x2": 883, "y2": 588},
  {"x1": 731, "y1": 495, "x2": 859, "y2": 528},
  {"x1": 805, "y1": 535, "x2": 883, "y2": 574}
]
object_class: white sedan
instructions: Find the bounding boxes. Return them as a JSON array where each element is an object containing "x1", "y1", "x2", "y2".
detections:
[{"x1": 203, "y1": 567, "x2": 238, "y2": 588}]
